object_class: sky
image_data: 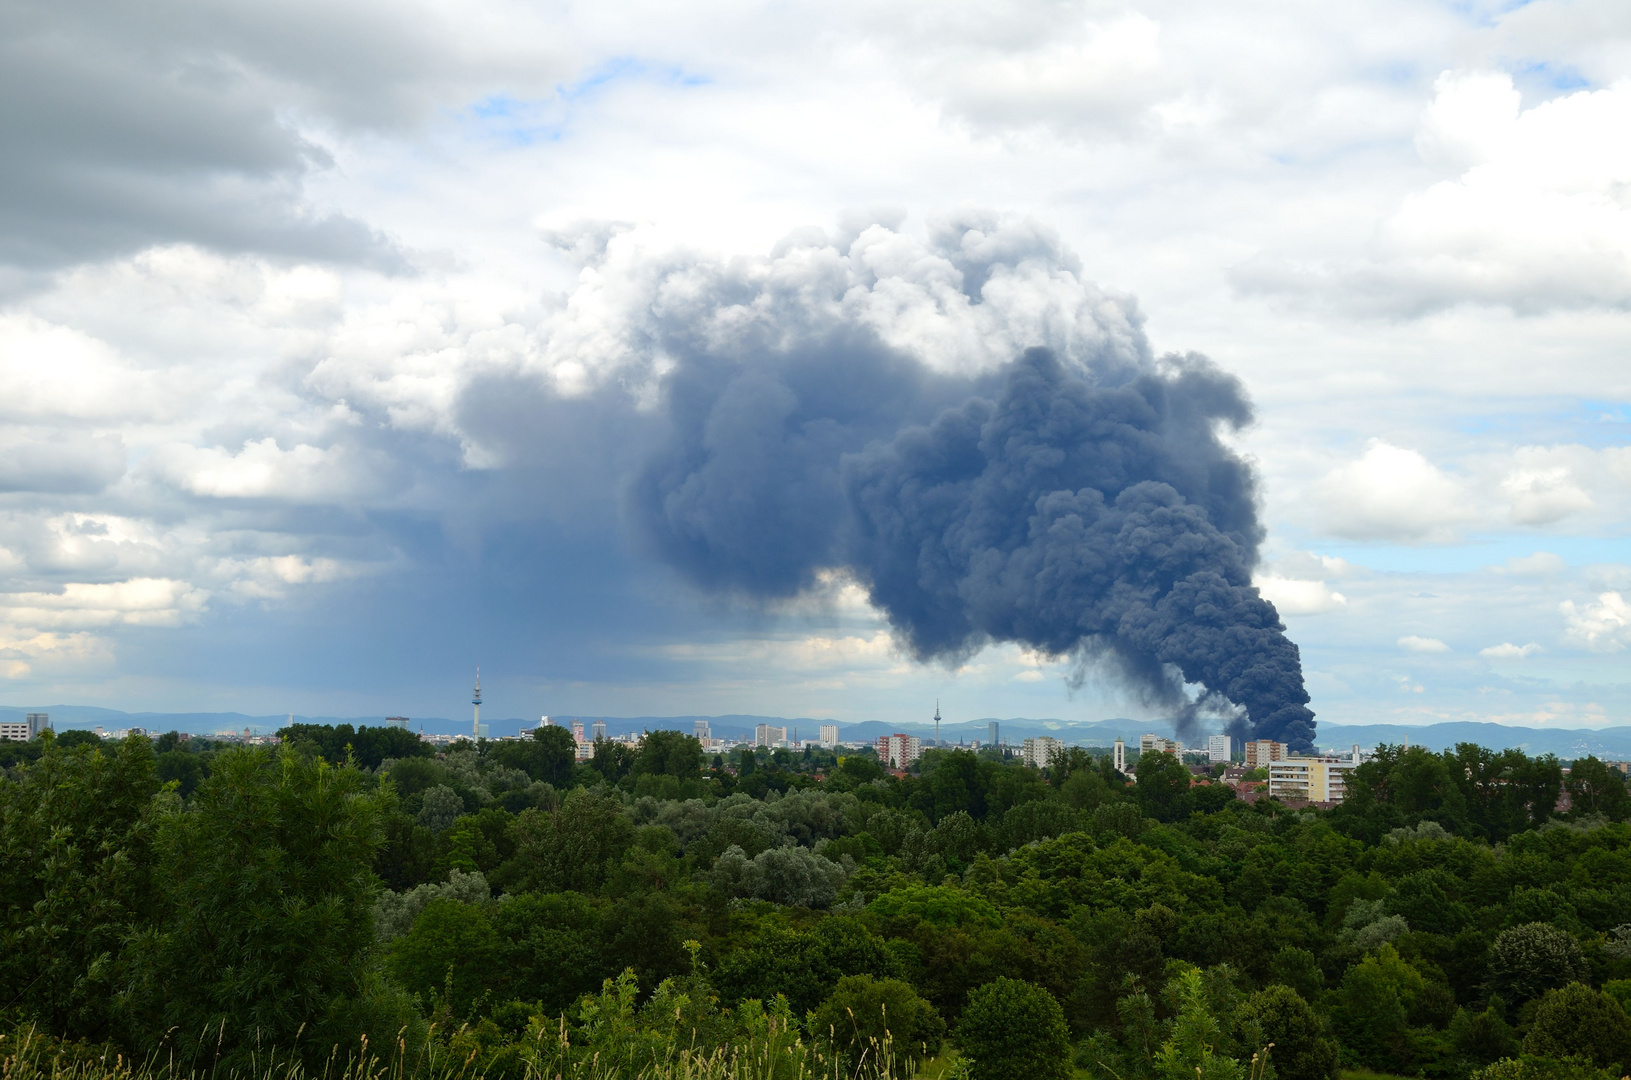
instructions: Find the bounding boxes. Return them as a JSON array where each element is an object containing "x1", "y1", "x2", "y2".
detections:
[{"x1": 0, "y1": 0, "x2": 1628, "y2": 732}]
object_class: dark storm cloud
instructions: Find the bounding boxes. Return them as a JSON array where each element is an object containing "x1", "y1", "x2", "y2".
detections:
[{"x1": 0, "y1": 0, "x2": 571, "y2": 270}]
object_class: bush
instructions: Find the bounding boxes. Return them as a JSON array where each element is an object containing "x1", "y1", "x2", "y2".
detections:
[
  {"x1": 813, "y1": 975, "x2": 945, "y2": 1064},
  {"x1": 1487, "y1": 923, "x2": 1588, "y2": 1003},
  {"x1": 711, "y1": 844, "x2": 847, "y2": 908},
  {"x1": 955, "y1": 978, "x2": 1071, "y2": 1080},
  {"x1": 1523, "y1": 984, "x2": 1631, "y2": 1071},
  {"x1": 1473, "y1": 1057, "x2": 1624, "y2": 1080},
  {"x1": 1240, "y1": 985, "x2": 1339, "y2": 1080},
  {"x1": 121, "y1": 747, "x2": 388, "y2": 1067}
]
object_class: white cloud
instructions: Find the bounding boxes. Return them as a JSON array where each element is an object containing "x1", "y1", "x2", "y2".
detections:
[
  {"x1": 911, "y1": 13, "x2": 1170, "y2": 134},
  {"x1": 149, "y1": 438, "x2": 392, "y2": 502},
  {"x1": 1314, "y1": 440, "x2": 1472, "y2": 542},
  {"x1": 1480, "y1": 642, "x2": 1540, "y2": 659},
  {"x1": 1399, "y1": 635, "x2": 1450, "y2": 653},
  {"x1": 1561, "y1": 591, "x2": 1631, "y2": 652},
  {"x1": 1256, "y1": 574, "x2": 1348, "y2": 615},
  {"x1": 1494, "y1": 551, "x2": 1567, "y2": 576},
  {"x1": 220, "y1": 556, "x2": 355, "y2": 600},
  {"x1": 1236, "y1": 71, "x2": 1631, "y2": 315},
  {"x1": 1500, "y1": 464, "x2": 1594, "y2": 524},
  {"x1": 0, "y1": 316, "x2": 161, "y2": 421},
  {"x1": 0, "y1": 579, "x2": 210, "y2": 630}
]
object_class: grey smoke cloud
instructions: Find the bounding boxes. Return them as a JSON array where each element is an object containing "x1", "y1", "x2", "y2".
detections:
[{"x1": 616, "y1": 219, "x2": 1317, "y2": 750}]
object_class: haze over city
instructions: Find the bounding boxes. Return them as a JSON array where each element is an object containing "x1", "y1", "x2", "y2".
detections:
[{"x1": 1, "y1": 0, "x2": 1628, "y2": 735}]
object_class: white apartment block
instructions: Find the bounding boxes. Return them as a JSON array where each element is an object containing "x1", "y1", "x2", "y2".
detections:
[
  {"x1": 1207, "y1": 735, "x2": 1232, "y2": 763},
  {"x1": 819, "y1": 724, "x2": 839, "y2": 748},
  {"x1": 756, "y1": 723, "x2": 788, "y2": 748},
  {"x1": 1140, "y1": 733, "x2": 1180, "y2": 755},
  {"x1": 875, "y1": 733, "x2": 922, "y2": 768},
  {"x1": 1023, "y1": 735, "x2": 1063, "y2": 768}
]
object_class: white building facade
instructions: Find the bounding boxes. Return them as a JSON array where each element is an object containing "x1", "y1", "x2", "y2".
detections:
[
  {"x1": 875, "y1": 733, "x2": 922, "y2": 768},
  {"x1": 1023, "y1": 735, "x2": 1063, "y2": 768}
]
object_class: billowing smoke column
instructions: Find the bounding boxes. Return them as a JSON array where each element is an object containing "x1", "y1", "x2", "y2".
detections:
[
  {"x1": 607, "y1": 213, "x2": 1314, "y2": 750},
  {"x1": 841, "y1": 349, "x2": 1315, "y2": 751}
]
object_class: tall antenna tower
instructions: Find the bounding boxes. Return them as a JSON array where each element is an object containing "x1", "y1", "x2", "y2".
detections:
[
  {"x1": 472, "y1": 667, "x2": 482, "y2": 740},
  {"x1": 934, "y1": 699, "x2": 941, "y2": 748}
]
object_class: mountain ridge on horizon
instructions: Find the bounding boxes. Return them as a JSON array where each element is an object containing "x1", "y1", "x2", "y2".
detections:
[{"x1": 5, "y1": 704, "x2": 1630, "y2": 759}]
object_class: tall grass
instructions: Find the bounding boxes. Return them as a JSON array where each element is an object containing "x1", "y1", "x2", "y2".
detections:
[{"x1": 0, "y1": 1017, "x2": 918, "y2": 1080}]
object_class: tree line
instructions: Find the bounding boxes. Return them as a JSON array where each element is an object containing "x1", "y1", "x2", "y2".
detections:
[{"x1": 3, "y1": 723, "x2": 1631, "y2": 1080}]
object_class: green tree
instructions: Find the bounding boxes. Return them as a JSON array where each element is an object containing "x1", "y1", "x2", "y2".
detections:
[
  {"x1": 1266, "y1": 946, "x2": 1324, "y2": 1003},
  {"x1": 387, "y1": 897, "x2": 502, "y2": 1017},
  {"x1": 0, "y1": 733, "x2": 161, "y2": 1040},
  {"x1": 154, "y1": 748, "x2": 206, "y2": 798},
  {"x1": 954, "y1": 978, "x2": 1071, "y2": 1080},
  {"x1": 813, "y1": 974, "x2": 945, "y2": 1064},
  {"x1": 1134, "y1": 751, "x2": 1192, "y2": 822},
  {"x1": 1154, "y1": 968, "x2": 1245, "y2": 1080},
  {"x1": 122, "y1": 747, "x2": 389, "y2": 1064},
  {"x1": 1331, "y1": 945, "x2": 1422, "y2": 1068},
  {"x1": 1240, "y1": 985, "x2": 1339, "y2": 1080},
  {"x1": 1565, "y1": 757, "x2": 1631, "y2": 821},
  {"x1": 487, "y1": 724, "x2": 578, "y2": 786},
  {"x1": 630, "y1": 730, "x2": 704, "y2": 783},
  {"x1": 1487, "y1": 923, "x2": 1588, "y2": 1004},
  {"x1": 500, "y1": 788, "x2": 635, "y2": 893},
  {"x1": 1523, "y1": 984, "x2": 1631, "y2": 1070},
  {"x1": 277, "y1": 722, "x2": 430, "y2": 771}
]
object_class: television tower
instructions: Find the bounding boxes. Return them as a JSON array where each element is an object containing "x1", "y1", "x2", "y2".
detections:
[
  {"x1": 934, "y1": 699, "x2": 941, "y2": 748},
  {"x1": 472, "y1": 667, "x2": 482, "y2": 740}
]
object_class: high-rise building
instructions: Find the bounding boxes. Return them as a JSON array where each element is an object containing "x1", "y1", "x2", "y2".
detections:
[
  {"x1": 385, "y1": 716, "x2": 410, "y2": 730},
  {"x1": 1207, "y1": 735, "x2": 1232, "y2": 763},
  {"x1": 1140, "y1": 733, "x2": 1180, "y2": 755},
  {"x1": 1244, "y1": 740, "x2": 1287, "y2": 768},
  {"x1": 0, "y1": 712, "x2": 48, "y2": 741},
  {"x1": 755, "y1": 723, "x2": 787, "y2": 748},
  {"x1": 1022, "y1": 735, "x2": 1062, "y2": 769},
  {"x1": 819, "y1": 723, "x2": 839, "y2": 748},
  {"x1": 875, "y1": 733, "x2": 922, "y2": 768},
  {"x1": 592, "y1": 719, "x2": 608, "y2": 742},
  {"x1": 988, "y1": 720, "x2": 999, "y2": 747},
  {"x1": 694, "y1": 719, "x2": 711, "y2": 742}
]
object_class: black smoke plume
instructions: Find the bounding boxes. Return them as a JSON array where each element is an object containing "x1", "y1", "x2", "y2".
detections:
[
  {"x1": 622, "y1": 222, "x2": 1315, "y2": 751},
  {"x1": 841, "y1": 349, "x2": 1315, "y2": 751}
]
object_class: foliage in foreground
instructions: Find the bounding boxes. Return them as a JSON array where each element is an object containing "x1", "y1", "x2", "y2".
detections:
[{"x1": 6, "y1": 724, "x2": 1631, "y2": 1080}]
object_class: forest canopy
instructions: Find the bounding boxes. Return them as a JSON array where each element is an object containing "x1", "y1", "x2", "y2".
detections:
[{"x1": 3, "y1": 724, "x2": 1630, "y2": 1080}]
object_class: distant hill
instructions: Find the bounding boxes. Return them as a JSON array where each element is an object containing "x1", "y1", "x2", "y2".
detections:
[{"x1": 5, "y1": 704, "x2": 1628, "y2": 760}]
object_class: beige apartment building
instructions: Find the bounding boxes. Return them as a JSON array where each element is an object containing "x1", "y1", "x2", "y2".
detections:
[
  {"x1": 1267, "y1": 754, "x2": 1359, "y2": 803},
  {"x1": 1243, "y1": 740, "x2": 1287, "y2": 768}
]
